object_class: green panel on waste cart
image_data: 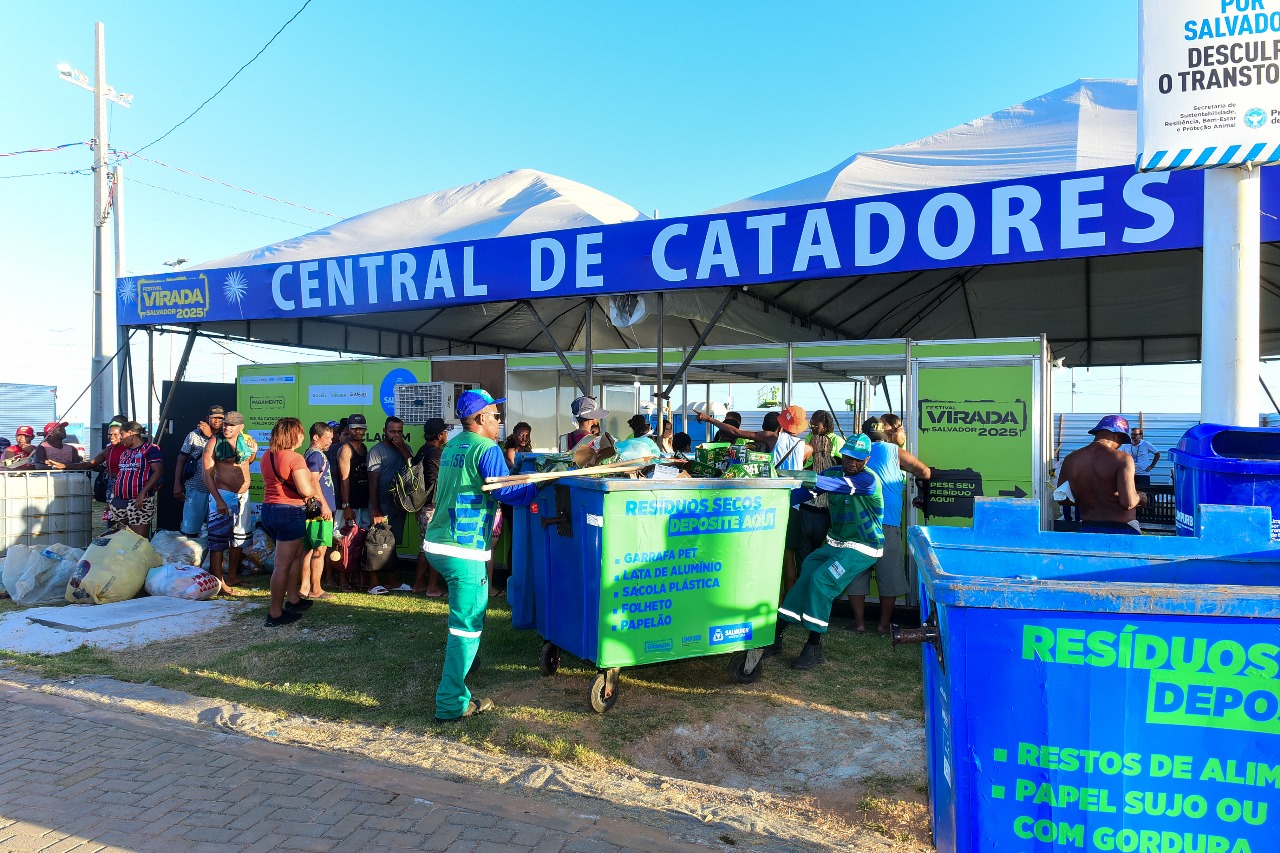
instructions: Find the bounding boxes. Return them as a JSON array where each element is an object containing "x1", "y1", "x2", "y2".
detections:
[{"x1": 594, "y1": 487, "x2": 790, "y2": 668}]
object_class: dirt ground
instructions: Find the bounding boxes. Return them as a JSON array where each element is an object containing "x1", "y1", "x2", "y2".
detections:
[{"x1": 1, "y1": 616, "x2": 933, "y2": 851}]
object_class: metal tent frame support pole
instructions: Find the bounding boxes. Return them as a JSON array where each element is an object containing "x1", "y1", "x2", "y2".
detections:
[
  {"x1": 584, "y1": 299, "x2": 594, "y2": 397},
  {"x1": 681, "y1": 351, "x2": 689, "y2": 435},
  {"x1": 785, "y1": 343, "x2": 794, "y2": 407},
  {"x1": 154, "y1": 327, "x2": 198, "y2": 443},
  {"x1": 661, "y1": 287, "x2": 736, "y2": 400},
  {"x1": 521, "y1": 301, "x2": 588, "y2": 396},
  {"x1": 655, "y1": 293, "x2": 665, "y2": 423}
]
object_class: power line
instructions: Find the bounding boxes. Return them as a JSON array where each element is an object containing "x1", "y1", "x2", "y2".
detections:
[
  {"x1": 0, "y1": 168, "x2": 90, "y2": 180},
  {"x1": 124, "y1": 0, "x2": 316, "y2": 158},
  {"x1": 113, "y1": 150, "x2": 341, "y2": 218},
  {"x1": 0, "y1": 141, "x2": 88, "y2": 158},
  {"x1": 204, "y1": 335, "x2": 261, "y2": 365},
  {"x1": 127, "y1": 176, "x2": 313, "y2": 228}
]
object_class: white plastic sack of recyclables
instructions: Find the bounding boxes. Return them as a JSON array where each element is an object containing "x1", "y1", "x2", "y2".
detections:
[
  {"x1": 150, "y1": 530, "x2": 207, "y2": 567},
  {"x1": 144, "y1": 564, "x2": 219, "y2": 601},
  {"x1": 6, "y1": 543, "x2": 85, "y2": 605}
]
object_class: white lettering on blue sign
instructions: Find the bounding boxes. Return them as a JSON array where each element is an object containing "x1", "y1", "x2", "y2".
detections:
[
  {"x1": 992, "y1": 185, "x2": 1043, "y2": 255},
  {"x1": 577, "y1": 232, "x2": 604, "y2": 288},
  {"x1": 327, "y1": 258, "x2": 355, "y2": 306},
  {"x1": 391, "y1": 253, "x2": 417, "y2": 302},
  {"x1": 653, "y1": 223, "x2": 688, "y2": 282},
  {"x1": 856, "y1": 201, "x2": 906, "y2": 266},
  {"x1": 919, "y1": 192, "x2": 976, "y2": 261},
  {"x1": 425, "y1": 249, "x2": 454, "y2": 299},
  {"x1": 794, "y1": 208, "x2": 840, "y2": 272},
  {"x1": 117, "y1": 166, "x2": 1234, "y2": 327},
  {"x1": 531, "y1": 238, "x2": 565, "y2": 291},
  {"x1": 697, "y1": 220, "x2": 739, "y2": 280},
  {"x1": 746, "y1": 212, "x2": 786, "y2": 274}
]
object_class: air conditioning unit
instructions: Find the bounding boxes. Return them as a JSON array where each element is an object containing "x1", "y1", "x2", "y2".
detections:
[{"x1": 394, "y1": 381, "x2": 479, "y2": 424}]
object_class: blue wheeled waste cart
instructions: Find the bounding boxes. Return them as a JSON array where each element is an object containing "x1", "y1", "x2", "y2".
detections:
[
  {"x1": 507, "y1": 453, "x2": 550, "y2": 632},
  {"x1": 902, "y1": 496, "x2": 1280, "y2": 853},
  {"x1": 513, "y1": 475, "x2": 797, "y2": 712},
  {"x1": 1170, "y1": 423, "x2": 1280, "y2": 540}
]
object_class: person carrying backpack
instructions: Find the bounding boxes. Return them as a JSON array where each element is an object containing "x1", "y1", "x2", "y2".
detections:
[
  {"x1": 366, "y1": 417, "x2": 414, "y2": 593},
  {"x1": 396, "y1": 417, "x2": 450, "y2": 597}
]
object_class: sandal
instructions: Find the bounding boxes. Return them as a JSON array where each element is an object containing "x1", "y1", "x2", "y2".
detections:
[
  {"x1": 393, "y1": 583, "x2": 413, "y2": 592},
  {"x1": 368, "y1": 586, "x2": 389, "y2": 595}
]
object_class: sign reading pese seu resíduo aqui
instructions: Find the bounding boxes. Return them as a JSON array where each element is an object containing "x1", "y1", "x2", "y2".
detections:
[
  {"x1": 114, "y1": 164, "x2": 1268, "y2": 328},
  {"x1": 1139, "y1": 0, "x2": 1280, "y2": 170}
]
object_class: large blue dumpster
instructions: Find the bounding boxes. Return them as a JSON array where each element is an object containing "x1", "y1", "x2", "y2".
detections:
[
  {"x1": 1170, "y1": 423, "x2": 1280, "y2": 540},
  {"x1": 906, "y1": 497, "x2": 1280, "y2": 853}
]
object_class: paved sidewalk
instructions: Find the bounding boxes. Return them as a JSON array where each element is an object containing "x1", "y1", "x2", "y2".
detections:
[{"x1": 0, "y1": 679, "x2": 701, "y2": 853}]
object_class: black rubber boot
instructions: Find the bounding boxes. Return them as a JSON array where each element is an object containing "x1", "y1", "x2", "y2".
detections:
[
  {"x1": 791, "y1": 641, "x2": 825, "y2": 671},
  {"x1": 763, "y1": 623, "x2": 787, "y2": 658}
]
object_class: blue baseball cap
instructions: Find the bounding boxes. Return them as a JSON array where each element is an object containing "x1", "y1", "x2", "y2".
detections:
[
  {"x1": 457, "y1": 389, "x2": 505, "y2": 419},
  {"x1": 1088, "y1": 415, "x2": 1131, "y2": 445},
  {"x1": 843, "y1": 433, "x2": 873, "y2": 461}
]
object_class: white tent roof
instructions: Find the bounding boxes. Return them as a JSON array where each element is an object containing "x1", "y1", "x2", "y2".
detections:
[
  {"x1": 166, "y1": 79, "x2": 1280, "y2": 368},
  {"x1": 192, "y1": 168, "x2": 648, "y2": 270},
  {"x1": 709, "y1": 78, "x2": 1137, "y2": 212}
]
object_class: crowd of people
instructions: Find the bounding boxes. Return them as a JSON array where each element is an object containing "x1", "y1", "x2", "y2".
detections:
[{"x1": 2, "y1": 392, "x2": 1160, "y2": 716}]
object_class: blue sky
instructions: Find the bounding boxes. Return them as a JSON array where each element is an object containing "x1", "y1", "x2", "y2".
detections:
[{"x1": 2, "y1": 1, "x2": 1272, "y2": 422}]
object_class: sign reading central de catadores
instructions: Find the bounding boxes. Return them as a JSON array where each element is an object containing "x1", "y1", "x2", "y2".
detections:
[{"x1": 1140, "y1": 0, "x2": 1280, "y2": 170}]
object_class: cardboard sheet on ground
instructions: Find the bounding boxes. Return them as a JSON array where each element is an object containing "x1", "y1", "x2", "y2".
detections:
[{"x1": 25, "y1": 596, "x2": 219, "y2": 632}]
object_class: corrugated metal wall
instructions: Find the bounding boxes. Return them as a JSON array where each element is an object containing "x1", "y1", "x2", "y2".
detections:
[
  {"x1": 0, "y1": 383, "x2": 57, "y2": 443},
  {"x1": 1051, "y1": 413, "x2": 1201, "y2": 484}
]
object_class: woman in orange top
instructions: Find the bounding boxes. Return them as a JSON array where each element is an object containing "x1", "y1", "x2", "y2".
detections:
[{"x1": 259, "y1": 417, "x2": 317, "y2": 627}]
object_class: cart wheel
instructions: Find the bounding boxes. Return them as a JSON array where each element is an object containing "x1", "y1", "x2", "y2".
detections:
[
  {"x1": 538, "y1": 641, "x2": 560, "y2": 676},
  {"x1": 729, "y1": 649, "x2": 765, "y2": 684},
  {"x1": 589, "y1": 669, "x2": 620, "y2": 713}
]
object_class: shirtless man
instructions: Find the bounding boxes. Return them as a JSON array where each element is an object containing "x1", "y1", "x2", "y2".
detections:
[
  {"x1": 1057, "y1": 415, "x2": 1145, "y2": 535},
  {"x1": 202, "y1": 411, "x2": 258, "y2": 591}
]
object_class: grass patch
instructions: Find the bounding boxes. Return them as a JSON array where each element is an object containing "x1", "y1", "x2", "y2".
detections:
[{"x1": 0, "y1": 575, "x2": 923, "y2": 759}]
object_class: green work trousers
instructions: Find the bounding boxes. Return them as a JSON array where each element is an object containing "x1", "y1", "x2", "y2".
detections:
[
  {"x1": 432, "y1": 552, "x2": 489, "y2": 719},
  {"x1": 777, "y1": 543, "x2": 876, "y2": 634}
]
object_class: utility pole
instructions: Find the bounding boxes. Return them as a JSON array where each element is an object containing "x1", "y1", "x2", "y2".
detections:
[
  {"x1": 113, "y1": 163, "x2": 127, "y2": 418},
  {"x1": 58, "y1": 23, "x2": 132, "y2": 452}
]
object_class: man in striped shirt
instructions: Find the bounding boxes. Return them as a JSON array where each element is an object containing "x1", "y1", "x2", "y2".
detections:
[{"x1": 109, "y1": 421, "x2": 164, "y2": 537}]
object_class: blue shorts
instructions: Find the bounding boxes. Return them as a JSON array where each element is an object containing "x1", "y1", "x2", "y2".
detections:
[
  {"x1": 260, "y1": 503, "x2": 306, "y2": 542},
  {"x1": 181, "y1": 489, "x2": 208, "y2": 536}
]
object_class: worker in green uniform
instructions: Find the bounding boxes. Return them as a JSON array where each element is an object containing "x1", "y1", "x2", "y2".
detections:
[
  {"x1": 424, "y1": 389, "x2": 535, "y2": 723},
  {"x1": 769, "y1": 433, "x2": 883, "y2": 670}
]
